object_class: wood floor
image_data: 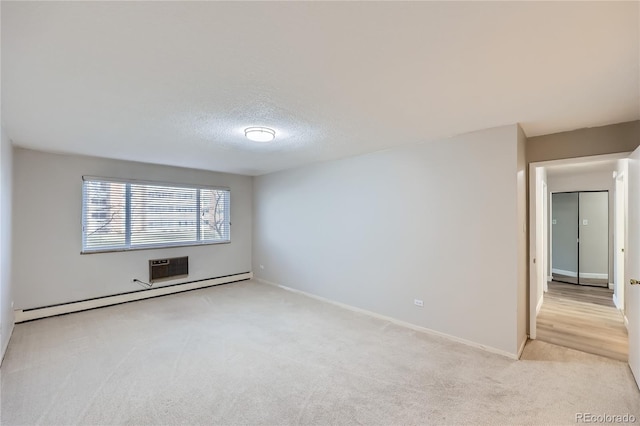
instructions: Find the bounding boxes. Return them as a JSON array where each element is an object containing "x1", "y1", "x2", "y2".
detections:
[{"x1": 536, "y1": 281, "x2": 628, "y2": 361}]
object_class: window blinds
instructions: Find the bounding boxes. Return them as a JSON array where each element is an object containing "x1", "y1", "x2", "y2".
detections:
[{"x1": 82, "y1": 178, "x2": 230, "y2": 252}]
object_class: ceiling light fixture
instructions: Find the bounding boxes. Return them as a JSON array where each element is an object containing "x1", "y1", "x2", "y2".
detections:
[{"x1": 244, "y1": 127, "x2": 276, "y2": 142}]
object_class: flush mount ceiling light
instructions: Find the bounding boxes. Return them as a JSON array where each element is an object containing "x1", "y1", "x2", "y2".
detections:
[{"x1": 244, "y1": 127, "x2": 276, "y2": 142}]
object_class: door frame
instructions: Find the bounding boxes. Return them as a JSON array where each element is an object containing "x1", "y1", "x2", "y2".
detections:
[
  {"x1": 529, "y1": 153, "x2": 628, "y2": 340},
  {"x1": 614, "y1": 170, "x2": 627, "y2": 313}
]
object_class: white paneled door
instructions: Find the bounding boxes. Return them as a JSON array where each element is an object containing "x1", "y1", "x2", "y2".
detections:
[{"x1": 627, "y1": 145, "x2": 640, "y2": 390}]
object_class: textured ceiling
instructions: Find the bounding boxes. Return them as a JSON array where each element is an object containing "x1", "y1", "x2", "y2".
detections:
[{"x1": 2, "y1": 1, "x2": 639, "y2": 175}]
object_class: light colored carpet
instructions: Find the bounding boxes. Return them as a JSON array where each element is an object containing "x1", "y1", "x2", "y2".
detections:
[{"x1": 1, "y1": 280, "x2": 639, "y2": 425}]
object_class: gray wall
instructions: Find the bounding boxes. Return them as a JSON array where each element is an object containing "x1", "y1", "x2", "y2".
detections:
[
  {"x1": 253, "y1": 125, "x2": 525, "y2": 356},
  {"x1": 1, "y1": 127, "x2": 14, "y2": 362},
  {"x1": 527, "y1": 120, "x2": 640, "y2": 163},
  {"x1": 12, "y1": 149, "x2": 253, "y2": 309}
]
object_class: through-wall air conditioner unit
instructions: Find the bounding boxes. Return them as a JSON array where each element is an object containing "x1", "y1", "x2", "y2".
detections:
[{"x1": 149, "y1": 256, "x2": 189, "y2": 283}]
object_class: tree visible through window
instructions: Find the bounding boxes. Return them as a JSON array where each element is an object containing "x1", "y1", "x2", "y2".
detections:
[{"x1": 82, "y1": 178, "x2": 230, "y2": 252}]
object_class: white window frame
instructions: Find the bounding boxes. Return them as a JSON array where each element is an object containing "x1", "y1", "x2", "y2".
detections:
[{"x1": 81, "y1": 176, "x2": 230, "y2": 254}]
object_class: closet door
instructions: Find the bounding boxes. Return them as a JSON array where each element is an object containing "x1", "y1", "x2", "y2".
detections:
[
  {"x1": 578, "y1": 191, "x2": 609, "y2": 287},
  {"x1": 552, "y1": 192, "x2": 579, "y2": 284}
]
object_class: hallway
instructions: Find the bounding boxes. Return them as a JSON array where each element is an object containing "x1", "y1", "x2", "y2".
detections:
[{"x1": 536, "y1": 281, "x2": 628, "y2": 361}]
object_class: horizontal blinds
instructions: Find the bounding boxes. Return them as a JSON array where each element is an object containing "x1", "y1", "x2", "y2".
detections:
[
  {"x1": 200, "y1": 188, "x2": 231, "y2": 242},
  {"x1": 130, "y1": 184, "x2": 198, "y2": 246},
  {"x1": 83, "y1": 181, "x2": 127, "y2": 250},
  {"x1": 82, "y1": 179, "x2": 230, "y2": 252}
]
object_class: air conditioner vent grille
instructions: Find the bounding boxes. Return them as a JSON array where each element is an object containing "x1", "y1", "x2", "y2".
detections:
[{"x1": 149, "y1": 256, "x2": 188, "y2": 282}]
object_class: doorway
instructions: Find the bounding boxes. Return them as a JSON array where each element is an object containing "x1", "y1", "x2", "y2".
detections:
[
  {"x1": 528, "y1": 153, "x2": 629, "y2": 359},
  {"x1": 551, "y1": 191, "x2": 609, "y2": 287}
]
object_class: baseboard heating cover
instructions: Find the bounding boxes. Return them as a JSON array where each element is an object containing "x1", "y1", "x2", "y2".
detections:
[{"x1": 14, "y1": 272, "x2": 253, "y2": 323}]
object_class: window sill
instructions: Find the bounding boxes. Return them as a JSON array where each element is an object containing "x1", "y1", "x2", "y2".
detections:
[{"x1": 80, "y1": 240, "x2": 231, "y2": 255}]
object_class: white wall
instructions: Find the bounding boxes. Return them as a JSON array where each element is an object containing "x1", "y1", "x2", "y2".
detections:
[
  {"x1": 12, "y1": 149, "x2": 253, "y2": 309},
  {"x1": 1, "y1": 127, "x2": 14, "y2": 362},
  {"x1": 547, "y1": 169, "x2": 615, "y2": 284},
  {"x1": 254, "y1": 125, "x2": 523, "y2": 356}
]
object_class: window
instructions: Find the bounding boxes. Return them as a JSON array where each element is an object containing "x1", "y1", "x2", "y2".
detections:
[{"x1": 82, "y1": 177, "x2": 230, "y2": 253}]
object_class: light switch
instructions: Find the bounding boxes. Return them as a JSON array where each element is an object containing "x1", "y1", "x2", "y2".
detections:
[
  {"x1": 552, "y1": 219, "x2": 557, "y2": 225},
  {"x1": 582, "y1": 219, "x2": 588, "y2": 226}
]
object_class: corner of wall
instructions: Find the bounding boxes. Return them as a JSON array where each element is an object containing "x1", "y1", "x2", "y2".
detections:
[
  {"x1": 516, "y1": 123, "x2": 528, "y2": 353},
  {"x1": 0, "y1": 126, "x2": 15, "y2": 364},
  {"x1": 0, "y1": 321, "x2": 14, "y2": 367}
]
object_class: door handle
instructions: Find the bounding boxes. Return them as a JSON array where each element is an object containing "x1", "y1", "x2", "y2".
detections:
[{"x1": 631, "y1": 279, "x2": 640, "y2": 285}]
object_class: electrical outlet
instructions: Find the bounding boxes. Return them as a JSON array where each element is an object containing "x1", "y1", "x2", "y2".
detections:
[
  {"x1": 414, "y1": 299, "x2": 424, "y2": 307},
  {"x1": 260, "y1": 264, "x2": 264, "y2": 270}
]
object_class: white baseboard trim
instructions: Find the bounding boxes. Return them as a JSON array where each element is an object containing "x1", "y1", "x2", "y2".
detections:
[
  {"x1": 0, "y1": 322, "x2": 15, "y2": 367},
  {"x1": 608, "y1": 282, "x2": 614, "y2": 289},
  {"x1": 517, "y1": 337, "x2": 527, "y2": 360},
  {"x1": 551, "y1": 268, "x2": 608, "y2": 280},
  {"x1": 14, "y1": 272, "x2": 253, "y2": 323},
  {"x1": 257, "y1": 278, "x2": 520, "y2": 360},
  {"x1": 536, "y1": 295, "x2": 544, "y2": 315},
  {"x1": 547, "y1": 275, "x2": 553, "y2": 283},
  {"x1": 613, "y1": 293, "x2": 621, "y2": 310}
]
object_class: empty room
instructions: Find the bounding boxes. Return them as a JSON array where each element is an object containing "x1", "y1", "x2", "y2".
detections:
[{"x1": 1, "y1": 1, "x2": 640, "y2": 425}]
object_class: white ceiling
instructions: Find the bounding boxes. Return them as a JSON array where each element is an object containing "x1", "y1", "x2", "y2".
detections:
[{"x1": 2, "y1": 1, "x2": 639, "y2": 176}]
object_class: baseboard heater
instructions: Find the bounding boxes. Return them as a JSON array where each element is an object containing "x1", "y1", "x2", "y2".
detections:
[{"x1": 14, "y1": 271, "x2": 253, "y2": 323}]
